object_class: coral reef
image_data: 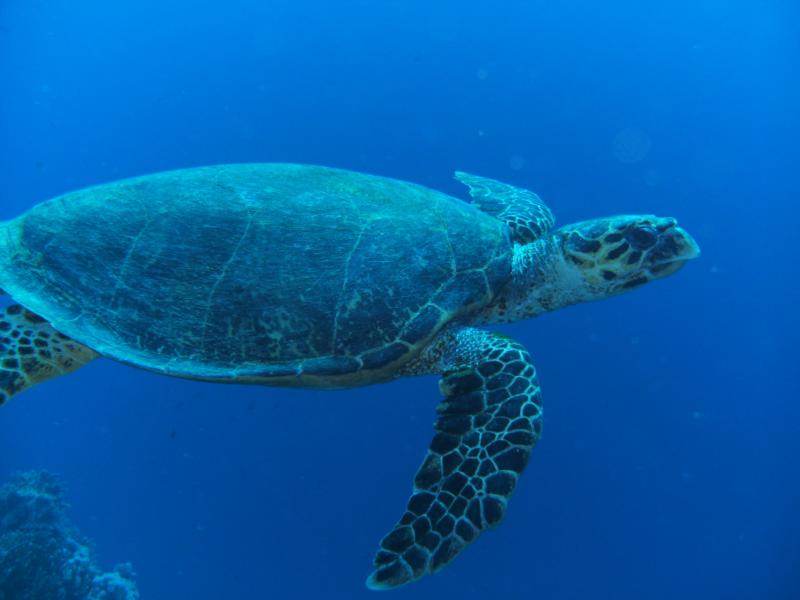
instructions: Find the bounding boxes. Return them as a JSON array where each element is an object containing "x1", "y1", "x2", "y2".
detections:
[{"x1": 0, "y1": 471, "x2": 139, "y2": 600}]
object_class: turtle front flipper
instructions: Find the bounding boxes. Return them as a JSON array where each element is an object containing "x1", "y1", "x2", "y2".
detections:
[
  {"x1": 367, "y1": 328, "x2": 543, "y2": 589},
  {"x1": 454, "y1": 171, "x2": 555, "y2": 243},
  {"x1": 0, "y1": 305, "x2": 98, "y2": 406}
]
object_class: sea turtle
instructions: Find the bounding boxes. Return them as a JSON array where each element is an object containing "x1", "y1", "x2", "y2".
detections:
[{"x1": 0, "y1": 164, "x2": 699, "y2": 589}]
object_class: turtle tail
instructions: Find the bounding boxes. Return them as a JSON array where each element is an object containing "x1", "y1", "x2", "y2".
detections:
[{"x1": 0, "y1": 304, "x2": 98, "y2": 407}]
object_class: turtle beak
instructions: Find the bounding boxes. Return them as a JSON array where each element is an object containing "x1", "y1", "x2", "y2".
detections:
[
  {"x1": 647, "y1": 219, "x2": 700, "y2": 277},
  {"x1": 672, "y1": 225, "x2": 701, "y2": 260}
]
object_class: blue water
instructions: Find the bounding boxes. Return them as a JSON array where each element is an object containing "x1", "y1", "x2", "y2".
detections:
[{"x1": 1, "y1": 1, "x2": 798, "y2": 598}]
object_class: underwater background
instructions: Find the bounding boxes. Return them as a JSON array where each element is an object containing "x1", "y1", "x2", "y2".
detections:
[{"x1": 0, "y1": 0, "x2": 797, "y2": 598}]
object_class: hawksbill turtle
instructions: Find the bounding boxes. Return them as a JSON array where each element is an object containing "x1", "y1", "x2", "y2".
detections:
[{"x1": 0, "y1": 164, "x2": 699, "y2": 589}]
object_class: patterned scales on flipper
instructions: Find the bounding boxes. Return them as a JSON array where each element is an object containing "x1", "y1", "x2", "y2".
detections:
[
  {"x1": 455, "y1": 171, "x2": 555, "y2": 244},
  {"x1": 0, "y1": 305, "x2": 98, "y2": 406},
  {"x1": 367, "y1": 329, "x2": 543, "y2": 589}
]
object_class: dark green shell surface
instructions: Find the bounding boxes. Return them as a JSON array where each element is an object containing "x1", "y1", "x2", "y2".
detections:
[{"x1": 0, "y1": 164, "x2": 511, "y2": 384}]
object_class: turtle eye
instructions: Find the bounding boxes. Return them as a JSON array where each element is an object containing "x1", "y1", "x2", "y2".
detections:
[{"x1": 627, "y1": 225, "x2": 658, "y2": 250}]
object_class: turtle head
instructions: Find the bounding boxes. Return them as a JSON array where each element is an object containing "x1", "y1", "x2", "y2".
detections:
[
  {"x1": 557, "y1": 214, "x2": 700, "y2": 297},
  {"x1": 476, "y1": 214, "x2": 700, "y2": 324}
]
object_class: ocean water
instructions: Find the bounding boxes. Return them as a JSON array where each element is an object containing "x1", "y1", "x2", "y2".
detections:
[{"x1": 0, "y1": 1, "x2": 797, "y2": 598}]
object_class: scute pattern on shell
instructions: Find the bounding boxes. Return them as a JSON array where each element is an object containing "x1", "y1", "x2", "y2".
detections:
[{"x1": 0, "y1": 164, "x2": 513, "y2": 384}]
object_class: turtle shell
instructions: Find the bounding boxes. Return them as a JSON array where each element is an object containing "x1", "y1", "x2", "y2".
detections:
[{"x1": 0, "y1": 164, "x2": 512, "y2": 386}]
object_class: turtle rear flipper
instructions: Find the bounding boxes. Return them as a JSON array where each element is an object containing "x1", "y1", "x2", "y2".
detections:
[
  {"x1": 0, "y1": 305, "x2": 97, "y2": 406},
  {"x1": 367, "y1": 328, "x2": 543, "y2": 589}
]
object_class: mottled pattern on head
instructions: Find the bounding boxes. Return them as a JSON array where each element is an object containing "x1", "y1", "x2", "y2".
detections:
[
  {"x1": 475, "y1": 214, "x2": 700, "y2": 324},
  {"x1": 559, "y1": 215, "x2": 700, "y2": 294}
]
